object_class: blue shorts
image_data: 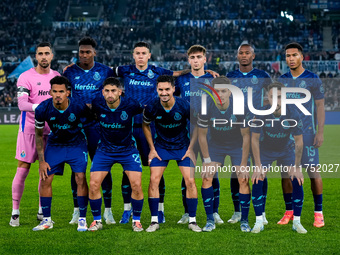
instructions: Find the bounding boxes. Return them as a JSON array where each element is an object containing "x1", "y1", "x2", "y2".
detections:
[
  {"x1": 209, "y1": 144, "x2": 243, "y2": 166},
  {"x1": 150, "y1": 145, "x2": 192, "y2": 167},
  {"x1": 91, "y1": 147, "x2": 142, "y2": 172},
  {"x1": 301, "y1": 134, "x2": 319, "y2": 167},
  {"x1": 133, "y1": 124, "x2": 155, "y2": 166},
  {"x1": 84, "y1": 123, "x2": 100, "y2": 160},
  {"x1": 260, "y1": 148, "x2": 295, "y2": 167},
  {"x1": 45, "y1": 142, "x2": 88, "y2": 176}
]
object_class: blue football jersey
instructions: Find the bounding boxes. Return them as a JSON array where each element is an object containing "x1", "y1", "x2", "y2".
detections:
[
  {"x1": 91, "y1": 96, "x2": 143, "y2": 153},
  {"x1": 115, "y1": 65, "x2": 173, "y2": 124},
  {"x1": 143, "y1": 97, "x2": 190, "y2": 149},
  {"x1": 227, "y1": 68, "x2": 271, "y2": 109},
  {"x1": 63, "y1": 62, "x2": 114, "y2": 104},
  {"x1": 198, "y1": 97, "x2": 251, "y2": 148},
  {"x1": 278, "y1": 69, "x2": 324, "y2": 135},
  {"x1": 35, "y1": 98, "x2": 90, "y2": 146},
  {"x1": 251, "y1": 105, "x2": 303, "y2": 151}
]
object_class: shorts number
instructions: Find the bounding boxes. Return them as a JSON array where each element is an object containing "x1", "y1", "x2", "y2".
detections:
[
  {"x1": 305, "y1": 146, "x2": 315, "y2": 157},
  {"x1": 132, "y1": 154, "x2": 141, "y2": 163}
]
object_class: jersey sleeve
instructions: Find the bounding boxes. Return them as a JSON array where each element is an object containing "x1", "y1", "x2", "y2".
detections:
[
  {"x1": 143, "y1": 104, "x2": 156, "y2": 124},
  {"x1": 17, "y1": 73, "x2": 35, "y2": 112},
  {"x1": 197, "y1": 113, "x2": 209, "y2": 128},
  {"x1": 131, "y1": 98, "x2": 144, "y2": 115},
  {"x1": 115, "y1": 66, "x2": 129, "y2": 78},
  {"x1": 34, "y1": 103, "x2": 46, "y2": 129},
  {"x1": 158, "y1": 67, "x2": 173, "y2": 76},
  {"x1": 174, "y1": 77, "x2": 182, "y2": 96},
  {"x1": 311, "y1": 76, "x2": 324, "y2": 100}
]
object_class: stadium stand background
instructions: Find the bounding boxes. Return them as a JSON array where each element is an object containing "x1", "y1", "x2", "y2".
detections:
[{"x1": 0, "y1": 0, "x2": 339, "y2": 112}]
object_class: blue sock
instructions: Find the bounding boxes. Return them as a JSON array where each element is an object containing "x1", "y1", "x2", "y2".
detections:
[
  {"x1": 78, "y1": 196, "x2": 88, "y2": 218},
  {"x1": 148, "y1": 198, "x2": 159, "y2": 217},
  {"x1": 252, "y1": 181, "x2": 264, "y2": 216},
  {"x1": 262, "y1": 178, "x2": 268, "y2": 212},
  {"x1": 201, "y1": 186, "x2": 214, "y2": 222},
  {"x1": 186, "y1": 198, "x2": 198, "y2": 218},
  {"x1": 230, "y1": 177, "x2": 240, "y2": 212},
  {"x1": 131, "y1": 198, "x2": 143, "y2": 221},
  {"x1": 89, "y1": 198, "x2": 102, "y2": 221},
  {"x1": 212, "y1": 177, "x2": 220, "y2": 213},
  {"x1": 101, "y1": 172, "x2": 112, "y2": 208},
  {"x1": 313, "y1": 194, "x2": 323, "y2": 212},
  {"x1": 71, "y1": 172, "x2": 79, "y2": 208},
  {"x1": 292, "y1": 179, "x2": 304, "y2": 217},
  {"x1": 239, "y1": 193, "x2": 250, "y2": 222},
  {"x1": 40, "y1": 197, "x2": 52, "y2": 217},
  {"x1": 159, "y1": 175, "x2": 165, "y2": 204},
  {"x1": 181, "y1": 178, "x2": 188, "y2": 214},
  {"x1": 121, "y1": 171, "x2": 132, "y2": 205},
  {"x1": 283, "y1": 193, "x2": 293, "y2": 211}
]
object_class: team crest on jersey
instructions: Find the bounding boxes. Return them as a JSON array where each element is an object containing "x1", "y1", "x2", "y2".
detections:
[
  {"x1": 204, "y1": 79, "x2": 210, "y2": 85},
  {"x1": 251, "y1": 75, "x2": 258, "y2": 84},
  {"x1": 20, "y1": 150, "x2": 26, "y2": 158},
  {"x1": 299, "y1": 81, "x2": 307, "y2": 88},
  {"x1": 320, "y1": 86, "x2": 325, "y2": 94},
  {"x1": 93, "y1": 72, "x2": 101, "y2": 81},
  {"x1": 101, "y1": 114, "x2": 106, "y2": 118},
  {"x1": 174, "y1": 112, "x2": 182, "y2": 121},
  {"x1": 68, "y1": 113, "x2": 76, "y2": 122},
  {"x1": 121, "y1": 111, "x2": 128, "y2": 121},
  {"x1": 230, "y1": 115, "x2": 237, "y2": 122},
  {"x1": 282, "y1": 120, "x2": 290, "y2": 130},
  {"x1": 148, "y1": 70, "x2": 154, "y2": 79}
]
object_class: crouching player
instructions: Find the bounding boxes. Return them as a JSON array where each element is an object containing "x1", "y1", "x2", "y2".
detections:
[
  {"x1": 143, "y1": 75, "x2": 201, "y2": 232},
  {"x1": 198, "y1": 76, "x2": 251, "y2": 232},
  {"x1": 88, "y1": 78, "x2": 144, "y2": 232},
  {"x1": 251, "y1": 82, "x2": 306, "y2": 234},
  {"x1": 33, "y1": 76, "x2": 90, "y2": 231}
]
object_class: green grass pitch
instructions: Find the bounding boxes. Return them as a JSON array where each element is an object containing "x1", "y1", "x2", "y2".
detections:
[{"x1": 0, "y1": 125, "x2": 339, "y2": 254}]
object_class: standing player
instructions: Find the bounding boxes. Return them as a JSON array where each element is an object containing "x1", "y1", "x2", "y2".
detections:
[
  {"x1": 33, "y1": 76, "x2": 90, "y2": 231},
  {"x1": 277, "y1": 42, "x2": 325, "y2": 227},
  {"x1": 251, "y1": 82, "x2": 306, "y2": 234},
  {"x1": 143, "y1": 75, "x2": 201, "y2": 232},
  {"x1": 198, "y1": 76, "x2": 252, "y2": 232},
  {"x1": 63, "y1": 37, "x2": 115, "y2": 225},
  {"x1": 174, "y1": 45, "x2": 223, "y2": 225},
  {"x1": 87, "y1": 78, "x2": 144, "y2": 232},
  {"x1": 226, "y1": 43, "x2": 271, "y2": 225},
  {"x1": 10, "y1": 42, "x2": 59, "y2": 227}
]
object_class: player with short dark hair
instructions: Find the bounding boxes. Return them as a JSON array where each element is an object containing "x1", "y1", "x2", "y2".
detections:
[
  {"x1": 226, "y1": 42, "x2": 271, "y2": 225},
  {"x1": 33, "y1": 76, "x2": 91, "y2": 231},
  {"x1": 277, "y1": 42, "x2": 325, "y2": 228},
  {"x1": 198, "y1": 76, "x2": 252, "y2": 232},
  {"x1": 63, "y1": 36, "x2": 116, "y2": 225},
  {"x1": 10, "y1": 42, "x2": 60, "y2": 227},
  {"x1": 87, "y1": 77, "x2": 145, "y2": 232},
  {"x1": 251, "y1": 82, "x2": 306, "y2": 233},
  {"x1": 143, "y1": 75, "x2": 201, "y2": 232},
  {"x1": 174, "y1": 45, "x2": 223, "y2": 225}
]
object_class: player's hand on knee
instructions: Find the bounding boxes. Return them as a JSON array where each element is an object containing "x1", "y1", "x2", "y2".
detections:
[
  {"x1": 289, "y1": 165, "x2": 304, "y2": 186},
  {"x1": 252, "y1": 166, "x2": 265, "y2": 184},
  {"x1": 201, "y1": 162, "x2": 217, "y2": 179},
  {"x1": 148, "y1": 149, "x2": 162, "y2": 165},
  {"x1": 237, "y1": 167, "x2": 250, "y2": 181},
  {"x1": 39, "y1": 161, "x2": 51, "y2": 181}
]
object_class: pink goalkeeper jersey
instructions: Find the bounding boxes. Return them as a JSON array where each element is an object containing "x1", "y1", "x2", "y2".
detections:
[{"x1": 17, "y1": 68, "x2": 60, "y2": 135}]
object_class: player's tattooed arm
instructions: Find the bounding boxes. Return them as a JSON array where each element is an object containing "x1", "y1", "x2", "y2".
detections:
[
  {"x1": 240, "y1": 127, "x2": 250, "y2": 167},
  {"x1": 251, "y1": 132, "x2": 264, "y2": 184},
  {"x1": 292, "y1": 134, "x2": 304, "y2": 185},
  {"x1": 35, "y1": 127, "x2": 51, "y2": 181},
  {"x1": 314, "y1": 99, "x2": 325, "y2": 148}
]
